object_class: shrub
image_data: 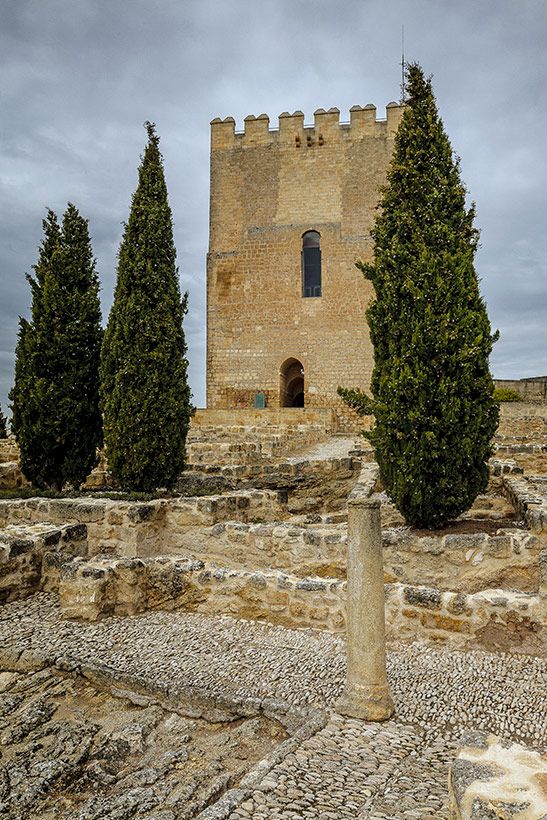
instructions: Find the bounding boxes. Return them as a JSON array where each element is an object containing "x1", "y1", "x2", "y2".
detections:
[{"x1": 493, "y1": 387, "x2": 521, "y2": 402}]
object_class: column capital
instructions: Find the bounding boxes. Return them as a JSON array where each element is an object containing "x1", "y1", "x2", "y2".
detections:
[{"x1": 348, "y1": 495, "x2": 381, "y2": 509}]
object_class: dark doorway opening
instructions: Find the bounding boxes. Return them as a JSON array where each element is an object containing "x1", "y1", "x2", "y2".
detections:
[{"x1": 280, "y1": 358, "x2": 305, "y2": 407}]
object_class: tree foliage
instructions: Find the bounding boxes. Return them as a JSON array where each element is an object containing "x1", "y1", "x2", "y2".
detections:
[
  {"x1": 0, "y1": 407, "x2": 8, "y2": 439},
  {"x1": 340, "y1": 63, "x2": 499, "y2": 528},
  {"x1": 493, "y1": 387, "x2": 521, "y2": 402},
  {"x1": 10, "y1": 206, "x2": 103, "y2": 489},
  {"x1": 100, "y1": 122, "x2": 192, "y2": 491}
]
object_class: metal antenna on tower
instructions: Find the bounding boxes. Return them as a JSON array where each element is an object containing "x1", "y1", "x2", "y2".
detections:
[{"x1": 401, "y1": 24, "x2": 405, "y2": 103}]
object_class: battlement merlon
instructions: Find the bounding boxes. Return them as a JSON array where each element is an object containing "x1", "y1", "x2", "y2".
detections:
[{"x1": 210, "y1": 103, "x2": 404, "y2": 149}]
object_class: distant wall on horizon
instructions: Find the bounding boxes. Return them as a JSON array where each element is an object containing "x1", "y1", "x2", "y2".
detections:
[{"x1": 494, "y1": 377, "x2": 547, "y2": 402}]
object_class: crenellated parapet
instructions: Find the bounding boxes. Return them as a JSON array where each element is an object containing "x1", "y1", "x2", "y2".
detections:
[{"x1": 211, "y1": 102, "x2": 404, "y2": 149}]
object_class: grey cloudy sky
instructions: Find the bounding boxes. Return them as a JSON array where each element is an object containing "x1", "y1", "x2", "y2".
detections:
[{"x1": 1, "y1": 0, "x2": 546, "y2": 412}]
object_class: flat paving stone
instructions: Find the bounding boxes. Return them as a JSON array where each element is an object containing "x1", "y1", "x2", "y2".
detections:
[{"x1": 1, "y1": 593, "x2": 546, "y2": 819}]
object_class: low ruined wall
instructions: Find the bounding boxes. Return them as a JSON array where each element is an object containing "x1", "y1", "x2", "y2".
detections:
[
  {"x1": 449, "y1": 731, "x2": 547, "y2": 819},
  {"x1": 194, "y1": 519, "x2": 348, "y2": 578},
  {"x1": 387, "y1": 582, "x2": 546, "y2": 654},
  {"x1": 495, "y1": 379, "x2": 547, "y2": 403},
  {"x1": 180, "y1": 455, "x2": 359, "y2": 498},
  {"x1": 494, "y1": 443, "x2": 547, "y2": 476},
  {"x1": 0, "y1": 461, "x2": 28, "y2": 491},
  {"x1": 0, "y1": 522, "x2": 88, "y2": 604},
  {"x1": 503, "y1": 476, "x2": 547, "y2": 535},
  {"x1": 497, "y1": 403, "x2": 547, "y2": 440},
  {"x1": 382, "y1": 528, "x2": 542, "y2": 594},
  {"x1": 0, "y1": 491, "x2": 286, "y2": 558},
  {"x1": 0, "y1": 438, "x2": 19, "y2": 463},
  {"x1": 187, "y1": 408, "x2": 341, "y2": 465},
  {"x1": 172, "y1": 519, "x2": 543, "y2": 594},
  {"x1": 56, "y1": 555, "x2": 547, "y2": 654},
  {"x1": 191, "y1": 407, "x2": 337, "y2": 430},
  {"x1": 187, "y1": 426, "x2": 330, "y2": 466}
]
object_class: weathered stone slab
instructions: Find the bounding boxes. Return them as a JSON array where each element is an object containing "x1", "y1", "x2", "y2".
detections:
[{"x1": 449, "y1": 731, "x2": 547, "y2": 819}]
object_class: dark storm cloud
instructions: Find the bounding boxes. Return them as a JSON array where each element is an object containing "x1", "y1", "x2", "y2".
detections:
[{"x1": 1, "y1": 0, "x2": 546, "y2": 414}]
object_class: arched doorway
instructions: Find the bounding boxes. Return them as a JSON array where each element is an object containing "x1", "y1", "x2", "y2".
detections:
[{"x1": 280, "y1": 358, "x2": 305, "y2": 407}]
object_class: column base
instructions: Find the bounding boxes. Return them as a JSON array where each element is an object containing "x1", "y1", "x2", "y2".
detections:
[{"x1": 335, "y1": 683, "x2": 394, "y2": 722}]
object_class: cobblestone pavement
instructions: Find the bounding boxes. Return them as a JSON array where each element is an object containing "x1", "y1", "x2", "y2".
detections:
[{"x1": 2, "y1": 594, "x2": 546, "y2": 819}]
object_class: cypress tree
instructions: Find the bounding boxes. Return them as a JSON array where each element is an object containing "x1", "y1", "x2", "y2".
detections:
[
  {"x1": 0, "y1": 407, "x2": 8, "y2": 439},
  {"x1": 340, "y1": 64, "x2": 499, "y2": 528},
  {"x1": 9, "y1": 206, "x2": 102, "y2": 490},
  {"x1": 100, "y1": 122, "x2": 191, "y2": 491}
]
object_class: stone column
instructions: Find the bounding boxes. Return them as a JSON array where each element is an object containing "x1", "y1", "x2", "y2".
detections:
[{"x1": 336, "y1": 496, "x2": 394, "y2": 721}]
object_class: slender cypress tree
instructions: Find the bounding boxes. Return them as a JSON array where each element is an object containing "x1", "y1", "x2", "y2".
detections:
[
  {"x1": 340, "y1": 64, "x2": 499, "y2": 528},
  {"x1": 100, "y1": 122, "x2": 191, "y2": 491},
  {"x1": 0, "y1": 407, "x2": 8, "y2": 439},
  {"x1": 9, "y1": 206, "x2": 102, "y2": 490}
]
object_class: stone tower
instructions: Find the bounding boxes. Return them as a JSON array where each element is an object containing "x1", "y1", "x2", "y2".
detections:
[{"x1": 206, "y1": 102, "x2": 403, "y2": 428}]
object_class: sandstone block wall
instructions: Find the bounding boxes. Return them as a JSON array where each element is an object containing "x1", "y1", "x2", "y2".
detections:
[
  {"x1": 56, "y1": 554, "x2": 547, "y2": 654},
  {"x1": 495, "y1": 403, "x2": 547, "y2": 475},
  {"x1": 0, "y1": 491, "x2": 286, "y2": 558},
  {"x1": 0, "y1": 438, "x2": 20, "y2": 463},
  {"x1": 207, "y1": 104, "x2": 403, "y2": 429},
  {"x1": 169, "y1": 518, "x2": 542, "y2": 595},
  {"x1": 0, "y1": 522, "x2": 88, "y2": 604},
  {"x1": 495, "y1": 377, "x2": 547, "y2": 402},
  {"x1": 503, "y1": 475, "x2": 547, "y2": 534}
]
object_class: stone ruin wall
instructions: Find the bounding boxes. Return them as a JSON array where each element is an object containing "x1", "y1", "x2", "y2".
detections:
[
  {"x1": 494, "y1": 376, "x2": 547, "y2": 402},
  {"x1": 1, "y1": 401, "x2": 547, "y2": 655},
  {"x1": 2, "y1": 463, "x2": 546, "y2": 657},
  {"x1": 4, "y1": 521, "x2": 546, "y2": 654},
  {"x1": 207, "y1": 104, "x2": 403, "y2": 430}
]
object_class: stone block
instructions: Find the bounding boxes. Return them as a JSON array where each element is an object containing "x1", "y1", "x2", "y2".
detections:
[
  {"x1": 449, "y1": 731, "x2": 547, "y2": 819},
  {"x1": 403, "y1": 586, "x2": 442, "y2": 610}
]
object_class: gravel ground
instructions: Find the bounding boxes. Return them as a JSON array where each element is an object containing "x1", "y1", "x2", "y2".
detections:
[{"x1": 1, "y1": 594, "x2": 546, "y2": 819}]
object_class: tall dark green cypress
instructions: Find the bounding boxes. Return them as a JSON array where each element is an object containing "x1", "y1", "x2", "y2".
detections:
[
  {"x1": 340, "y1": 64, "x2": 499, "y2": 528},
  {"x1": 0, "y1": 407, "x2": 8, "y2": 439},
  {"x1": 9, "y1": 206, "x2": 103, "y2": 490},
  {"x1": 100, "y1": 123, "x2": 191, "y2": 491}
]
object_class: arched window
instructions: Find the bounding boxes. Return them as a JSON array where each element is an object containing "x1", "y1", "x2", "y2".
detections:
[{"x1": 302, "y1": 231, "x2": 321, "y2": 297}]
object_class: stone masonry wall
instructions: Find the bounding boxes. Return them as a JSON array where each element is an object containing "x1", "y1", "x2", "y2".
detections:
[
  {"x1": 172, "y1": 520, "x2": 542, "y2": 594},
  {"x1": 56, "y1": 554, "x2": 547, "y2": 656},
  {"x1": 0, "y1": 491, "x2": 285, "y2": 558},
  {"x1": 2, "y1": 486, "x2": 539, "y2": 595},
  {"x1": 207, "y1": 104, "x2": 403, "y2": 428},
  {"x1": 494, "y1": 377, "x2": 547, "y2": 402},
  {"x1": 0, "y1": 438, "x2": 19, "y2": 463},
  {"x1": 0, "y1": 522, "x2": 88, "y2": 604},
  {"x1": 187, "y1": 408, "x2": 338, "y2": 465}
]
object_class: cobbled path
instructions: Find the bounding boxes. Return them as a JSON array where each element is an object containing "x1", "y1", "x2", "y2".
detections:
[{"x1": 2, "y1": 594, "x2": 546, "y2": 819}]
